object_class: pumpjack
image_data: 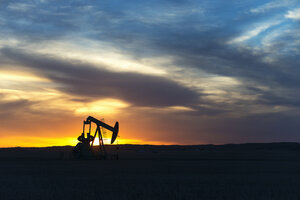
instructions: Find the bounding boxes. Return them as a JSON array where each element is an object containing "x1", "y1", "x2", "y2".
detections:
[{"x1": 73, "y1": 116, "x2": 119, "y2": 159}]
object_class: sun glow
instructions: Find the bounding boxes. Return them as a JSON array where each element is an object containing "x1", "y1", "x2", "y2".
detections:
[
  {"x1": 0, "y1": 135, "x2": 166, "y2": 147},
  {"x1": 1, "y1": 86, "x2": 129, "y2": 116},
  {"x1": 75, "y1": 99, "x2": 130, "y2": 116},
  {"x1": 91, "y1": 137, "x2": 148, "y2": 145},
  {"x1": 0, "y1": 136, "x2": 79, "y2": 148},
  {"x1": 0, "y1": 71, "x2": 49, "y2": 82}
]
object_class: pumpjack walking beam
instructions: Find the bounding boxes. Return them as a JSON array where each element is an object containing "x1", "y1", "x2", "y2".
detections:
[{"x1": 85, "y1": 116, "x2": 119, "y2": 144}]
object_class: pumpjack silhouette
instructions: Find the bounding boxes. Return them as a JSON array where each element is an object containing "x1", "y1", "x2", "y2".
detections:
[{"x1": 73, "y1": 116, "x2": 119, "y2": 159}]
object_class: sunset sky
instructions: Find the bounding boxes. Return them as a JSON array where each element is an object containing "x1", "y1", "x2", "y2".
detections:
[{"x1": 1, "y1": 0, "x2": 300, "y2": 147}]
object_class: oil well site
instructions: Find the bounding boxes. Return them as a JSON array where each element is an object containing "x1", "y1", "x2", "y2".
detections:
[
  {"x1": 2, "y1": 0, "x2": 300, "y2": 199},
  {"x1": 0, "y1": 117, "x2": 300, "y2": 199}
]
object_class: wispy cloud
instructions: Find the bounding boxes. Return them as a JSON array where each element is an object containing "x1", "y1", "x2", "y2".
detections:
[
  {"x1": 250, "y1": 0, "x2": 295, "y2": 13},
  {"x1": 285, "y1": 8, "x2": 300, "y2": 19},
  {"x1": 7, "y1": 3, "x2": 35, "y2": 12},
  {"x1": 228, "y1": 20, "x2": 282, "y2": 44}
]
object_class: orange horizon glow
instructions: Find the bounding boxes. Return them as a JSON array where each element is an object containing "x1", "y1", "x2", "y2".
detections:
[{"x1": 0, "y1": 136, "x2": 179, "y2": 148}]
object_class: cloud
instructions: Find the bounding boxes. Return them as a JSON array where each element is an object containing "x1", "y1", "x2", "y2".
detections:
[
  {"x1": 0, "y1": 99, "x2": 32, "y2": 117},
  {"x1": 285, "y1": 8, "x2": 300, "y2": 20},
  {"x1": 250, "y1": 0, "x2": 295, "y2": 13},
  {"x1": 7, "y1": 3, "x2": 35, "y2": 12},
  {"x1": 2, "y1": 2, "x2": 299, "y2": 92},
  {"x1": 0, "y1": 47, "x2": 200, "y2": 107},
  {"x1": 228, "y1": 20, "x2": 282, "y2": 44},
  {"x1": 2, "y1": 0, "x2": 300, "y2": 113}
]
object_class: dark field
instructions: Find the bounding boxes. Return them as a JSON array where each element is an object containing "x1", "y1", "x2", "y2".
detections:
[{"x1": 1, "y1": 143, "x2": 300, "y2": 200}]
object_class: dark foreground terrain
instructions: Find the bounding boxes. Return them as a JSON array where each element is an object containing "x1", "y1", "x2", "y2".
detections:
[{"x1": 0, "y1": 143, "x2": 300, "y2": 200}]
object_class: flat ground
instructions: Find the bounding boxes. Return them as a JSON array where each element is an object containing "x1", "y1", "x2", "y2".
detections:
[{"x1": 0, "y1": 143, "x2": 300, "y2": 200}]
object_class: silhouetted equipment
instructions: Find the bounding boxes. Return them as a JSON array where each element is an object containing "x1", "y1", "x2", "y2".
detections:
[
  {"x1": 100, "y1": 118, "x2": 107, "y2": 142},
  {"x1": 73, "y1": 116, "x2": 119, "y2": 159}
]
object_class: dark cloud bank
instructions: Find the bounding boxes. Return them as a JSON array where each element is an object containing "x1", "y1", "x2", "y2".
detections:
[{"x1": 0, "y1": 48, "x2": 200, "y2": 107}]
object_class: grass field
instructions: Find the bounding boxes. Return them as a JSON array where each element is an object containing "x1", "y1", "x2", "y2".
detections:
[{"x1": 0, "y1": 144, "x2": 300, "y2": 200}]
